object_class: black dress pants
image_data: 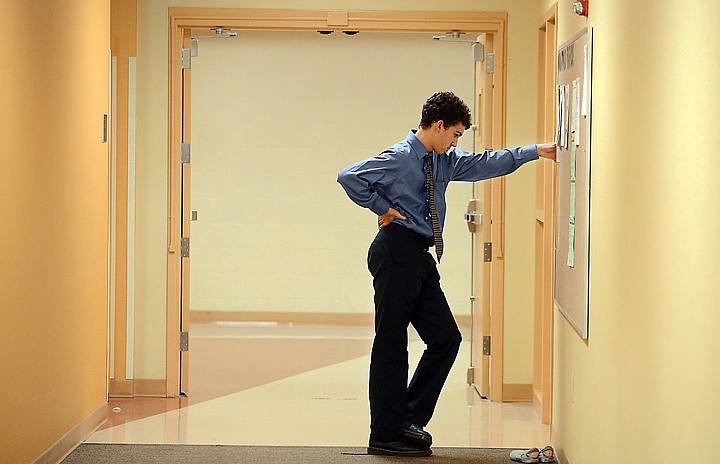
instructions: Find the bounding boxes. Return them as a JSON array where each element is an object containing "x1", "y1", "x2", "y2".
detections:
[{"x1": 366, "y1": 222, "x2": 462, "y2": 442}]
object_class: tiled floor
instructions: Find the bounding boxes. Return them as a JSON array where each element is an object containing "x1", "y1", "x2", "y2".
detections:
[{"x1": 88, "y1": 322, "x2": 550, "y2": 448}]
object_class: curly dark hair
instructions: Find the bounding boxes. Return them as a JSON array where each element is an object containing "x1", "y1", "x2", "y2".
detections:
[{"x1": 419, "y1": 91, "x2": 472, "y2": 130}]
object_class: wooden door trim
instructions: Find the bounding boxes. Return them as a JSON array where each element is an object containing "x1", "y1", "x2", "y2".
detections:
[
  {"x1": 166, "y1": 8, "x2": 508, "y2": 396},
  {"x1": 109, "y1": 0, "x2": 137, "y2": 397},
  {"x1": 489, "y1": 177, "x2": 505, "y2": 401},
  {"x1": 179, "y1": 29, "x2": 192, "y2": 395},
  {"x1": 533, "y1": 3, "x2": 557, "y2": 424}
]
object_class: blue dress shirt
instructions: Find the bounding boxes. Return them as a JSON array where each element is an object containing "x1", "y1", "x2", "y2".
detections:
[{"x1": 338, "y1": 130, "x2": 538, "y2": 240}]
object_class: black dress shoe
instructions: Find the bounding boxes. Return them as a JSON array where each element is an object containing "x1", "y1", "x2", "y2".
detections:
[
  {"x1": 367, "y1": 439, "x2": 432, "y2": 457},
  {"x1": 403, "y1": 424, "x2": 433, "y2": 447}
]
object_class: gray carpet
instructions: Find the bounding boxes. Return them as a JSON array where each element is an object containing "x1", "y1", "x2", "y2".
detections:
[{"x1": 63, "y1": 444, "x2": 519, "y2": 463}]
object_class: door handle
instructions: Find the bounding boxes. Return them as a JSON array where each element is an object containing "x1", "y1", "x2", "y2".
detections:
[
  {"x1": 466, "y1": 199, "x2": 484, "y2": 233},
  {"x1": 465, "y1": 211, "x2": 483, "y2": 225}
]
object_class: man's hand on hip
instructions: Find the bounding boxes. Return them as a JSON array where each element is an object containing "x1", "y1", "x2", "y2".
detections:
[{"x1": 379, "y1": 208, "x2": 407, "y2": 228}]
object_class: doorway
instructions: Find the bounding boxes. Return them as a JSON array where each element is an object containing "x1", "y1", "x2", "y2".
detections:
[
  {"x1": 186, "y1": 29, "x2": 477, "y2": 398},
  {"x1": 167, "y1": 8, "x2": 510, "y2": 397}
]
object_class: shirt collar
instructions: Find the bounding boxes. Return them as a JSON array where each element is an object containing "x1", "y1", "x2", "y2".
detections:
[{"x1": 407, "y1": 129, "x2": 433, "y2": 159}]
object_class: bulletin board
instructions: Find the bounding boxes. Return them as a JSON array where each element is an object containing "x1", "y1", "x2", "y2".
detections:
[{"x1": 554, "y1": 28, "x2": 592, "y2": 339}]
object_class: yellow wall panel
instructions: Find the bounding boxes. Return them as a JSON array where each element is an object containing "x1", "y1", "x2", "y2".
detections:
[
  {"x1": 543, "y1": 1, "x2": 720, "y2": 462},
  {"x1": 0, "y1": 1, "x2": 110, "y2": 462}
]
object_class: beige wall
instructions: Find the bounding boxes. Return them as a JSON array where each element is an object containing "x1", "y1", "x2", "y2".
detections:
[
  {"x1": 136, "y1": 0, "x2": 540, "y2": 382},
  {"x1": 0, "y1": 1, "x2": 110, "y2": 462},
  {"x1": 189, "y1": 31, "x2": 473, "y2": 315},
  {"x1": 543, "y1": 1, "x2": 720, "y2": 462}
]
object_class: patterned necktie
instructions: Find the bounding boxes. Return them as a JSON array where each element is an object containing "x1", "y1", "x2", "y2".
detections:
[{"x1": 424, "y1": 154, "x2": 444, "y2": 261}]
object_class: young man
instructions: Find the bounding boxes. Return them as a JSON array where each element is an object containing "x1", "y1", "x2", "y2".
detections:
[{"x1": 337, "y1": 91, "x2": 556, "y2": 457}]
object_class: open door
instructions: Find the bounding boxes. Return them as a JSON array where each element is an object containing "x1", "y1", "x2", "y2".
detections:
[
  {"x1": 468, "y1": 33, "x2": 505, "y2": 402},
  {"x1": 468, "y1": 34, "x2": 490, "y2": 398},
  {"x1": 533, "y1": 6, "x2": 557, "y2": 424}
]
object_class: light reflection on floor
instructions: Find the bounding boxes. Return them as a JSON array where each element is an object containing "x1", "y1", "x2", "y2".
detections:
[{"x1": 89, "y1": 323, "x2": 550, "y2": 448}]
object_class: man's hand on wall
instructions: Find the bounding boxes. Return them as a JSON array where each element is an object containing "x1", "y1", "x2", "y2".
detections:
[{"x1": 537, "y1": 142, "x2": 557, "y2": 161}]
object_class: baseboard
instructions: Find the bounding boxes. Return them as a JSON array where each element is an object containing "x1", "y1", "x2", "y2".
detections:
[
  {"x1": 133, "y1": 379, "x2": 167, "y2": 397},
  {"x1": 502, "y1": 383, "x2": 533, "y2": 402},
  {"x1": 33, "y1": 402, "x2": 107, "y2": 464},
  {"x1": 551, "y1": 426, "x2": 569, "y2": 464},
  {"x1": 190, "y1": 310, "x2": 374, "y2": 326},
  {"x1": 108, "y1": 379, "x2": 133, "y2": 397},
  {"x1": 109, "y1": 378, "x2": 166, "y2": 397},
  {"x1": 190, "y1": 311, "x2": 471, "y2": 329}
]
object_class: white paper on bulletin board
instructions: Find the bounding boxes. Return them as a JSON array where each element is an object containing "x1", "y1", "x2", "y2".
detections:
[{"x1": 554, "y1": 27, "x2": 592, "y2": 340}]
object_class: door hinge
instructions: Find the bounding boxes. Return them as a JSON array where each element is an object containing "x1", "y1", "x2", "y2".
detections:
[
  {"x1": 472, "y1": 43, "x2": 485, "y2": 62},
  {"x1": 483, "y1": 336, "x2": 491, "y2": 356},
  {"x1": 181, "y1": 143, "x2": 190, "y2": 163},
  {"x1": 180, "y1": 331, "x2": 189, "y2": 352},
  {"x1": 486, "y1": 52, "x2": 495, "y2": 74},
  {"x1": 181, "y1": 237, "x2": 190, "y2": 257},
  {"x1": 484, "y1": 242, "x2": 492, "y2": 262},
  {"x1": 191, "y1": 38, "x2": 199, "y2": 57},
  {"x1": 181, "y1": 48, "x2": 191, "y2": 69}
]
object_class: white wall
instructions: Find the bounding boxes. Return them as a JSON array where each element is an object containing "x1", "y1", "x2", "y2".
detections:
[{"x1": 189, "y1": 30, "x2": 475, "y2": 315}]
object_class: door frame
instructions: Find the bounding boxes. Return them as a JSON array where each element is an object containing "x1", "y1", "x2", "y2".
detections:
[
  {"x1": 533, "y1": 4, "x2": 558, "y2": 424},
  {"x1": 166, "y1": 8, "x2": 509, "y2": 396}
]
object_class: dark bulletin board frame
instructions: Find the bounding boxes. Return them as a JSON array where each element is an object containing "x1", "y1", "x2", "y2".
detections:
[{"x1": 554, "y1": 28, "x2": 592, "y2": 340}]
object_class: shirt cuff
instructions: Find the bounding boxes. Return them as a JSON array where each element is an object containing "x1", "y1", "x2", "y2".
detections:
[
  {"x1": 370, "y1": 197, "x2": 392, "y2": 217},
  {"x1": 523, "y1": 144, "x2": 540, "y2": 160}
]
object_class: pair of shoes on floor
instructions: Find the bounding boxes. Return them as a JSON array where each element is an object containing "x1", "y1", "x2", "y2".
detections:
[
  {"x1": 510, "y1": 445, "x2": 556, "y2": 463},
  {"x1": 367, "y1": 438, "x2": 432, "y2": 457},
  {"x1": 367, "y1": 424, "x2": 433, "y2": 457}
]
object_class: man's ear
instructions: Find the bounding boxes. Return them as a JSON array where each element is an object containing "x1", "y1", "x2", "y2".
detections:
[{"x1": 434, "y1": 120, "x2": 445, "y2": 132}]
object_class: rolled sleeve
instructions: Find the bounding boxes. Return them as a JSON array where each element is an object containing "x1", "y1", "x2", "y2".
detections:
[{"x1": 337, "y1": 158, "x2": 393, "y2": 216}]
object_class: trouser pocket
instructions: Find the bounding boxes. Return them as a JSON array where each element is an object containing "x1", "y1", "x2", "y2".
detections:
[{"x1": 367, "y1": 225, "x2": 410, "y2": 276}]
